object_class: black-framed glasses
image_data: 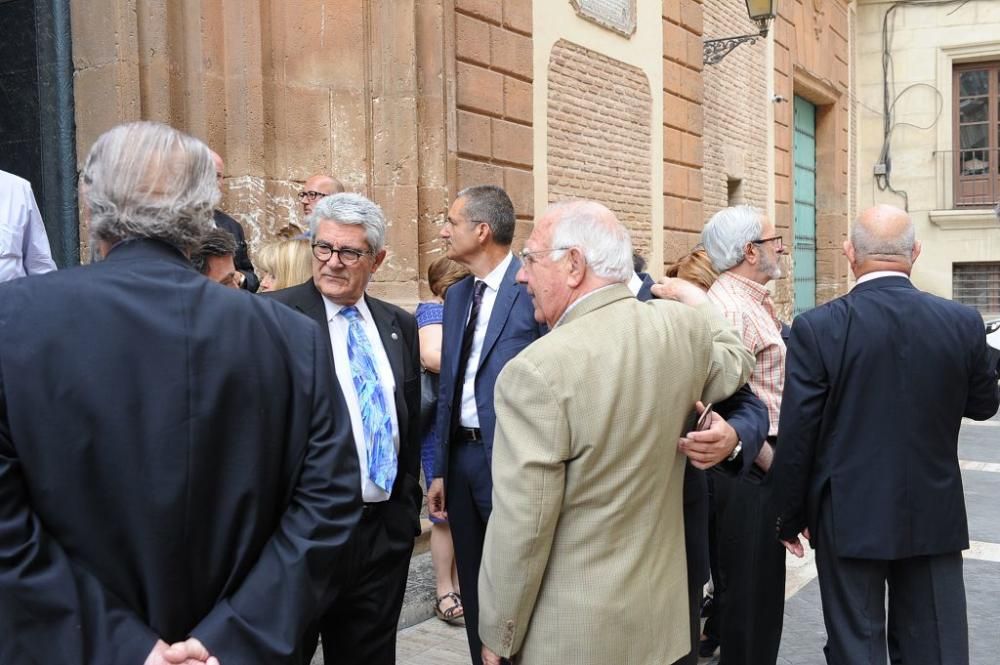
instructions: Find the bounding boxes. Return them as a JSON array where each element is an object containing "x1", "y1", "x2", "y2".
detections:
[
  {"x1": 298, "y1": 190, "x2": 327, "y2": 201},
  {"x1": 751, "y1": 235, "x2": 783, "y2": 249},
  {"x1": 518, "y1": 246, "x2": 572, "y2": 266},
  {"x1": 311, "y1": 242, "x2": 373, "y2": 266}
]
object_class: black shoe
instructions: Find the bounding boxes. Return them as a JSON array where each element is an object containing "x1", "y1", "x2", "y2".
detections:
[
  {"x1": 698, "y1": 636, "x2": 719, "y2": 658},
  {"x1": 700, "y1": 595, "x2": 714, "y2": 618}
]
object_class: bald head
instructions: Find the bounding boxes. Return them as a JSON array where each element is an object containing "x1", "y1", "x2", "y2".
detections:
[
  {"x1": 209, "y1": 150, "x2": 225, "y2": 192},
  {"x1": 301, "y1": 174, "x2": 345, "y2": 215},
  {"x1": 846, "y1": 205, "x2": 920, "y2": 276}
]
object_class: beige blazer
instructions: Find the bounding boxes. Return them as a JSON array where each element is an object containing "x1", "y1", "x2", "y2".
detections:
[{"x1": 478, "y1": 284, "x2": 754, "y2": 664}]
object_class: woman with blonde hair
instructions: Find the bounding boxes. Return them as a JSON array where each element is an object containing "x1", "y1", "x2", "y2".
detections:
[
  {"x1": 417, "y1": 255, "x2": 469, "y2": 623},
  {"x1": 256, "y1": 237, "x2": 313, "y2": 292}
]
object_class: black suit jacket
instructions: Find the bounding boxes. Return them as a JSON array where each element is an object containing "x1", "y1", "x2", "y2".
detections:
[
  {"x1": 0, "y1": 239, "x2": 361, "y2": 664},
  {"x1": 214, "y1": 210, "x2": 260, "y2": 292},
  {"x1": 773, "y1": 276, "x2": 1000, "y2": 558},
  {"x1": 268, "y1": 280, "x2": 424, "y2": 531}
]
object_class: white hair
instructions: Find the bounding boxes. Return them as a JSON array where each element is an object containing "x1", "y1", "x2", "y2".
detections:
[
  {"x1": 81, "y1": 121, "x2": 219, "y2": 252},
  {"x1": 850, "y1": 215, "x2": 915, "y2": 263},
  {"x1": 547, "y1": 201, "x2": 633, "y2": 282},
  {"x1": 308, "y1": 193, "x2": 387, "y2": 253},
  {"x1": 701, "y1": 205, "x2": 764, "y2": 272}
]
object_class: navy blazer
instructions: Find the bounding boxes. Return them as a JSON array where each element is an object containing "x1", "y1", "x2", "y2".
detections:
[
  {"x1": 637, "y1": 273, "x2": 769, "y2": 585},
  {"x1": 434, "y1": 256, "x2": 543, "y2": 479},
  {"x1": 773, "y1": 276, "x2": 1000, "y2": 559},
  {"x1": 0, "y1": 239, "x2": 361, "y2": 664},
  {"x1": 267, "y1": 280, "x2": 424, "y2": 529}
]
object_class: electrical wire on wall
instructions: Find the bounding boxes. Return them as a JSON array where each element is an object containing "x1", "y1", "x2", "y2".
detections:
[{"x1": 876, "y1": 0, "x2": 973, "y2": 210}]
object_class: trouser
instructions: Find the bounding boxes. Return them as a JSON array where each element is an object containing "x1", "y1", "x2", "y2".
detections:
[
  {"x1": 301, "y1": 501, "x2": 414, "y2": 665},
  {"x1": 714, "y1": 471, "x2": 786, "y2": 665},
  {"x1": 814, "y1": 496, "x2": 968, "y2": 665},
  {"x1": 447, "y1": 437, "x2": 494, "y2": 665}
]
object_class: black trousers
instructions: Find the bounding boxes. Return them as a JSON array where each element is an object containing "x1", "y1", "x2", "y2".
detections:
[
  {"x1": 814, "y1": 497, "x2": 968, "y2": 665},
  {"x1": 301, "y1": 502, "x2": 414, "y2": 665},
  {"x1": 447, "y1": 439, "x2": 494, "y2": 665},
  {"x1": 714, "y1": 472, "x2": 786, "y2": 665}
]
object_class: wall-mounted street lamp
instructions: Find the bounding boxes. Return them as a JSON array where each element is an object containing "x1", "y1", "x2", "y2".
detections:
[{"x1": 703, "y1": 0, "x2": 776, "y2": 65}]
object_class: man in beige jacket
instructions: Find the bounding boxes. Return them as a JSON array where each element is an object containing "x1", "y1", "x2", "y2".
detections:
[{"x1": 478, "y1": 201, "x2": 755, "y2": 665}]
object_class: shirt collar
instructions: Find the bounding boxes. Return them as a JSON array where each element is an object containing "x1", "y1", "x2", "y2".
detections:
[
  {"x1": 479, "y1": 252, "x2": 513, "y2": 292},
  {"x1": 854, "y1": 270, "x2": 910, "y2": 287},
  {"x1": 627, "y1": 271, "x2": 644, "y2": 296},
  {"x1": 718, "y1": 271, "x2": 772, "y2": 304},
  {"x1": 322, "y1": 293, "x2": 374, "y2": 325}
]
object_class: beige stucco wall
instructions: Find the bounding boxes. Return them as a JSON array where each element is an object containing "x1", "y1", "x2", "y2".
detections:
[
  {"x1": 533, "y1": 0, "x2": 665, "y2": 275},
  {"x1": 856, "y1": 0, "x2": 1000, "y2": 301}
]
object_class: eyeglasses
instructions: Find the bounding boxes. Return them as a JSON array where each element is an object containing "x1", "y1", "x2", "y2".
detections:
[
  {"x1": 751, "y1": 235, "x2": 783, "y2": 249},
  {"x1": 298, "y1": 190, "x2": 327, "y2": 201},
  {"x1": 518, "y1": 247, "x2": 571, "y2": 266},
  {"x1": 311, "y1": 242, "x2": 373, "y2": 266}
]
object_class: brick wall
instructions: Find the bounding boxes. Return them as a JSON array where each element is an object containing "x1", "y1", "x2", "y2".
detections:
[
  {"x1": 454, "y1": 0, "x2": 534, "y2": 242},
  {"x1": 547, "y1": 40, "x2": 653, "y2": 258},
  {"x1": 662, "y1": 0, "x2": 706, "y2": 268},
  {"x1": 702, "y1": 0, "x2": 769, "y2": 215}
]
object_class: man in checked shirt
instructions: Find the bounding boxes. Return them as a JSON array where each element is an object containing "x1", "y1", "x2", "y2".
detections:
[{"x1": 700, "y1": 205, "x2": 788, "y2": 665}]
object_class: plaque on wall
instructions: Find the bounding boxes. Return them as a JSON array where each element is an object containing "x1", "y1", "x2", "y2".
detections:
[{"x1": 571, "y1": 0, "x2": 637, "y2": 38}]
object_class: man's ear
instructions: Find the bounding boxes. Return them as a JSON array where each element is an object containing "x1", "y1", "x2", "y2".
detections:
[
  {"x1": 910, "y1": 240, "x2": 921, "y2": 265},
  {"x1": 567, "y1": 247, "x2": 587, "y2": 287},
  {"x1": 475, "y1": 221, "x2": 491, "y2": 246},
  {"x1": 743, "y1": 242, "x2": 758, "y2": 266},
  {"x1": 842, "y1": 239, "x2": 855, "y2": 264},
  {"x1": 371, "y1": 249, "x2": 387, "y2": 273}
]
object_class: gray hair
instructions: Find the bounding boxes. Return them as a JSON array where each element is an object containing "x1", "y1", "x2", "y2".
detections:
[
  {"x1": 701, "y1": 205, "x2": 764, "y2": 272},
  {"x1": 547, "y1": 201, "x2": 633, "y2": 282},
  {"x1": 81, "y1": 121, "x2": 219, "y2": 252},
  {"x1": 850, "y1": 215, "x2": 915, "y2": 263},
  {"x1": 190, "y1": 228, "x2": 237, "y2": 274},
  {"x1": 308, "y1": 193, "x2": 387, "y2": 253},
  {"x1": 457, "y1": 185, "x2": 516, "y2": 246}
]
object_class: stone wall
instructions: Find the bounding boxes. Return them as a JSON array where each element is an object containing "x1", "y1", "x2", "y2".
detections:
[
  {"x1": 662, "y1": 0, "x2": 707, "y2": 267},
  {"x1": 453, "y1": 0, "x2": 534, "y2": 248},
  {"x1": 546, "y1": 40, "x2": 653, "y2": 259}
]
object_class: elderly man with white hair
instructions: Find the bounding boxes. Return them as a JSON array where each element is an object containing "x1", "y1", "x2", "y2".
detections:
[
  {"x1": 477, "y1": 200, "x2": 754, "y2": 665},
  {"x1": 689, "y1": 204, "x2": 789, "y2": 665},
  {"x1": 0, "y1": 121, "x2": 362, "y2": 665}
]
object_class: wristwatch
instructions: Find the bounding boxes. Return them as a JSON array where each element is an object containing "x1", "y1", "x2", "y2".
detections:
[{"x1": 726, "y1": 440, "x2": 743, "y2": 462}]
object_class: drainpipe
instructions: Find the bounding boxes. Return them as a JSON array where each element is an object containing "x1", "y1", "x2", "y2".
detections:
[{"x1": 34, "y1": 0, "x2": 79, "y2": 267}]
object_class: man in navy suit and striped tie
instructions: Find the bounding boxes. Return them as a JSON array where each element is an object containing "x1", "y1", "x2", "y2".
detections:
[{"x1": 427, "y1": 185, "x2": 543, "y2": 665}]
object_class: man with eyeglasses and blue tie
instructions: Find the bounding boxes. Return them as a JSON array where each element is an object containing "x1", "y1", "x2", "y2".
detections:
[
  {"x1": 269, "y1": 192, "x2": 423, "y2": 665},
  {"x1": 426, "y1": 185, "x2": 544, "y2": 665}
]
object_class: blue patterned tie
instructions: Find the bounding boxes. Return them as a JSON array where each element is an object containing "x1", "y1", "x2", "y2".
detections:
[{"x1": 341, "y1": 306, "x2": 396, "y2": 493}]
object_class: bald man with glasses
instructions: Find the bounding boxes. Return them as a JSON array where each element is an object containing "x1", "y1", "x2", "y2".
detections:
[{"x1": 299, "y1": 174, "x2": 345, "y2": 219}]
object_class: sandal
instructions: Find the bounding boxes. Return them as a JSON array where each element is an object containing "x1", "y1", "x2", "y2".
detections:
[{"x1": 435, "y1": 591, "x2": 465, "y2": 624}]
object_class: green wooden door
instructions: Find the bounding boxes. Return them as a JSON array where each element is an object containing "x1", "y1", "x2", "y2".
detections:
[{"x1": 793, "y1": 96, "x2": 817, "y2": 316}]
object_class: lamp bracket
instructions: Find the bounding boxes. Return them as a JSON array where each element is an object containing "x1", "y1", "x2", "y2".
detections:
[{"x1": 703, "y1": 33, "x2": 762, "y2": 65}]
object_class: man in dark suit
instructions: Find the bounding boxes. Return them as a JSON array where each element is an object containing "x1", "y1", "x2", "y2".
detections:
[
  {"x1": 645, "y1": 273, "x2": 770, "y2": 664},
  {"x1": 269, "y1": 192, "x2": 423, "y2": 665},
  {"x1": 210, "y1": 150, "x2": 260, "y2": 292},
  {"x1": 426, "y1": 185, "x2": 543, "y2": 665},
  {"x1": 772, "y1": 204, "x2": 1000, "y2": 665},
  {"x1": 0, "y1": 121, "x2": 362, "y2": 665}
]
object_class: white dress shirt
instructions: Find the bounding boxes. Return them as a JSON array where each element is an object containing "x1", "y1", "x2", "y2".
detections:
[
  {"x1": 854, "y1": 270, "x2": 910, "y2": 287},
  {"x1": 0, "y1": 170, "x2": 57, "y2": 283},
  {"x1": 322, "y1": 295, "x2": 400, "y2": 502},
  {"x1": 627, "y1": 272, "x2": 644, "y2": 297},
  {"x1": 459, "y1": 252, "x2": 513, "y2": 428}
]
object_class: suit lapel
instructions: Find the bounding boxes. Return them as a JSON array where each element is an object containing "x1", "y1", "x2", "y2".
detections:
[
  {"x1": 288, "y1": 282, "x2": 334, "y2": 363},
  {"x1": 443, "y1": 276, "x2": 475, "y2": 383},
  {"x1": 367, "y1": 295, "x2": 404, "y2": 390},
  {"x1": 478, "y1": 257, "x2": 521, "y2": 370}
]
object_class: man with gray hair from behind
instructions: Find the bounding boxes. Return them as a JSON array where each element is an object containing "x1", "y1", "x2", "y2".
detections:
[
  {"x1": 0, "y1": 121, "x2": 362, "y2": 665},
  {"x1": 772, "y1": 205, "x2": 999, "y2": 665},
  {"x1": 477, "y1": 200, "x2": 754, "y2": 665}
]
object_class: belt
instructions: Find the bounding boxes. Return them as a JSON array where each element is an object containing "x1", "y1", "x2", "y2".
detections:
[
  {"x1": 454, "y1": 427, "x2": 483, "y2": 443},
  {"x1": 360, "y1": 502, "x2": 386, "y2": 520}
]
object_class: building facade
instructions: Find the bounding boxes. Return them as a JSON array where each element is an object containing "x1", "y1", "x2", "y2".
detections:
[{"x1": 856, "y1": 0, "x2": 1000, "y2": 319}]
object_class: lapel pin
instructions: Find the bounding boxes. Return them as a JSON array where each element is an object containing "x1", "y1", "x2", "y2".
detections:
[{"x1": 391, "y1": 332, "x2": 399, "y2": 340}]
